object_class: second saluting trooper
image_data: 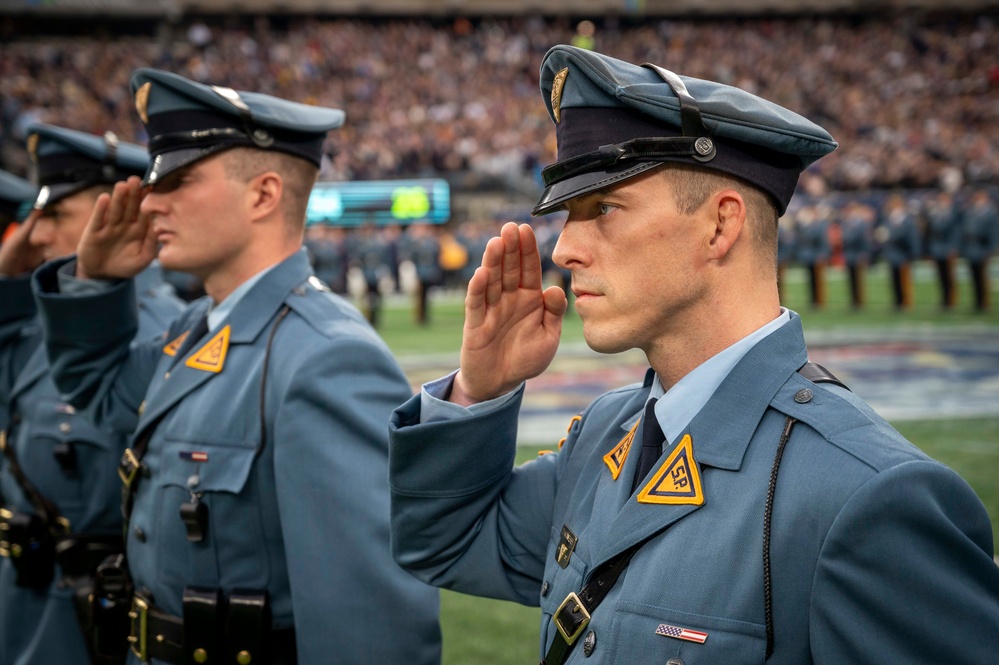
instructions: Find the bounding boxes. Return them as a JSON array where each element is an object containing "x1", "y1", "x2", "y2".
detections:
[
  {"x1": 0, "y1": 126, "x2": 183, "y2": 665},
  {"x1": 387, "y1": 45, "x2": 999, "y2": 665},
  {"x1": 32, "y1": 70, "x2": 441, "y2": 664}
]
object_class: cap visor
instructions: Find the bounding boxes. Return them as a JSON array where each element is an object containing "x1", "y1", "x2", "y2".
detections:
[
  {"x1": 531, "y1": 162, "x2": 661, "y2": 216},
  {"x1": 143, "y1": 145, "x2": 230, "y2": 186},
  {"x1": 34, "y1": 182, "x2": 86, "y2": 209}
]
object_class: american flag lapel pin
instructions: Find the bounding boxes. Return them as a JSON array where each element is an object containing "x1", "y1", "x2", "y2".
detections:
[{"x1": 655, "y1": 623, "x2": 708, "y2": 644}]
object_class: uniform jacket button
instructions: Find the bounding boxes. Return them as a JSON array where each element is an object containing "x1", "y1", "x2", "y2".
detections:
[
  {"x1": 540, "y1": 581, "x2": 550, "y2": 597},
  {"x1": 582, "y1": 630, "x2": 596, "y2": 657},
  {"x1": 134, "y1": 527, "x2": 146, "y2": 542}
]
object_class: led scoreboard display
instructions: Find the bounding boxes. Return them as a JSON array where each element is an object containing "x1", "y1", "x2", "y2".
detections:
[{"x1": 306, "y1": 178, "x2": 450, "y2": 226}]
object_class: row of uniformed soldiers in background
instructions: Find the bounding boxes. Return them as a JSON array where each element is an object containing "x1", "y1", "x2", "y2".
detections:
[
  {"x1": 302, "y1": 220, "x2": 493, "y2": 326},
  {"x1": 781, "y1": 188, "x2": 999, "y2": 311}
]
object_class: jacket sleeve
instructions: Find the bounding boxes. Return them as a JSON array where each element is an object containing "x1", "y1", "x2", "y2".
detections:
[
  {"x1": 0, "y1": 275, "x2": 41, "y2": 412},
  {"x1": 810, "y1": 459, "x2": 999, "y2": 663},
  {"x1": 32, "y1": 257, "x2": 168, "y2": 432},
  {"x1": 272, "y1": 331, "x2": 441, "y2": 665},
  {"x1": 389, "y1": 387, "x2": 558, "y2": 606}
]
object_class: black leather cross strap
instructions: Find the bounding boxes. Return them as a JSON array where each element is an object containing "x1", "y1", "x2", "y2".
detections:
[
  {"x1": 541, "y1": 547, "x2": 641, "y2": 665},
  {"x1": 0, "y1": 429, "x2": 68, "y2": 533}
]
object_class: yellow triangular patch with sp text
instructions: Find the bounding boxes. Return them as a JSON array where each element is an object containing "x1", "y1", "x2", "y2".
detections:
[
  {"x1": 185, "y1": 325, "x2": 230, "y2": 373},
  {"x1": 603, "y1": 419, "x2": 639, "y2": 481},
  {"x1": 637, "y1": 434, "x2": 704, "y2": 505},
  {"x1": 162, "y1": 330, "x2": 189, "y2": 357}
]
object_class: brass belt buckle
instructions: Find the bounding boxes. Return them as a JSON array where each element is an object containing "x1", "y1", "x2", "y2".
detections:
[
  {"x1": 128, "y1": 595, "x2": 149, "y2": 662},
  {"x1": 553, "y1": 591, "x2": 591, "y2": 645},
  {"x1": 118, "y1": 448, "x2": 141, "y2": 487}
]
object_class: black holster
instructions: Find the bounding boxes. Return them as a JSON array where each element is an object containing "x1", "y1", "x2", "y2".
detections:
[
  {"x1": 90, "y1": 553, "x2": 134, "y2": 661},
  {"x1": 1, "y1": 510, "x2": 56, "y2": 590}
]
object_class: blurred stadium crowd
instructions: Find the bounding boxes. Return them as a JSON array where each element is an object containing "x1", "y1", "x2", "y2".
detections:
[
  {"x1": 2, "y1": 11, "x2": 997, "y2": 317},
  {"x1": 2, "y1": 12, "x2": 998, "y2": 192}
]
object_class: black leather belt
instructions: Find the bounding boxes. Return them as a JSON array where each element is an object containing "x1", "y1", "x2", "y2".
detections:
[
  {"x1": 129, "y1": 594, "x2": 297, "y2": 664},
  {"x1": 56, "y1": 534, "x2": 123, "y2": 578}
]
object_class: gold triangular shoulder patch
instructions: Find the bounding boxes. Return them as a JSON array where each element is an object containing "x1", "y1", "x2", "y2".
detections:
[
  {"x1": 603, "y1": 419, "x2": 639, "y2": 481},
  {"x1": 185, "y1": 325, "x2": 230, "y2": 373},
  {"x1": 162, "y1": 330, "x2": 189, "y2": 357},
  {"x1": 637, "y1": 434, "x2": 704, "y2": 505}
]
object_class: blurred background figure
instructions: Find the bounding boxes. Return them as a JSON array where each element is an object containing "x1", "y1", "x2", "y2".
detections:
[
  {"x1": 404, "y1": 222, "x2": 443, "y2": 325},
  {"x1": 353, "y1": 223, "x2": 391, "y2": 327},
  {"x1": 776, "y1": 214, "x2": 796, "y2": 303},
  {"x1": 924, "y1": 190, "x2": 962, "y2": 310},
  {"x1": 879, "y1": 194, "x2": 921, "y2": 310},
  {"x1": 794, "y1": 205, "x2": 831, "y2": 309},
  {"x1": 306, "y1": 223, "x2": 350, "y2": 295},
  {"x1": 840, "y1": 201, "x2": 874, "y2": 310},
  {"x1": 960, "y1": 189, "x2": 999, "y2": 312}
]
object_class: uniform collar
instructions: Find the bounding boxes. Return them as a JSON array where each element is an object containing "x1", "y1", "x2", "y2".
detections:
[
  {"x1": 649, "y1": 308, "x2": 790, "y2": 446},
  {"x1": 208, "y1": 249, "x2": 311, "y2": 344},
  {"x1": 683, "y1": 311, "x2": 809, "y2": 471}
]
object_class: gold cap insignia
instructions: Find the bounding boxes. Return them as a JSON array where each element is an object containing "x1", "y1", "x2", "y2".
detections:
[
  {"x1": 551, "y1": 68, "x2": 569, "y2": 124},
  {"x1": 135, "y1": 82, "x2": 152, "y2": 124},
  {"x1": 27, "y1": 133, "x2": 39, "y2": 161}
]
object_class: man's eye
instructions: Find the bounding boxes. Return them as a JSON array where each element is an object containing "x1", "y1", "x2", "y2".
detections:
[
  {"x1": 598, "y1": 203, "x2": 616, "y2": 216},
  {"x1": 152, "y1": 173, "x2": 186, "y2": 193}
]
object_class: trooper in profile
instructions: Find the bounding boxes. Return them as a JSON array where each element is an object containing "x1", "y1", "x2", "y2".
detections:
[
  {"x1": 33, "y1": 70, "x2": 441, "y2": 664},
  {"x1": 0, "y1": 125, "x2": 183, "y2": 665},
  {"x1": 388, "y1": 45, "x2": 999, "y2": 664}
]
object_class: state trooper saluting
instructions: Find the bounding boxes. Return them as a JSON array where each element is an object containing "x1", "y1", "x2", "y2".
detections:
[
  {"x1": 387, "y1": 46, "x2": 999, "y2": 664},
  {"x1": 32, "y1": 70, "x2": 441, "y2": 664},
  {"x1": 1, "y1": 126, "x2": 183, "y2": 665}
]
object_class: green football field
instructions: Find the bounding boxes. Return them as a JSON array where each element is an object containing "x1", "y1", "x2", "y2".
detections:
[{"x1": 366, "y1": 262, "x2": 998, "y2": 665}]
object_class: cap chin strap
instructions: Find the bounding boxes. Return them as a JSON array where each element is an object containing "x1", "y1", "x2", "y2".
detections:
[
  {"x1": 641, "y1": 62, "x2": 715, "y2": 149},
  {"x1": 210, "y1": 86, "x2": 275, "y2": 149}
]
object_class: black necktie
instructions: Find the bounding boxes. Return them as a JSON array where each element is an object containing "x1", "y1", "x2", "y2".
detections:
[
  {"x1": 170, "y1": 313, "x2": 210, "y2": 367},
  {"x1": 632, "y1": 398, "x2": 665, "y2": 492}
]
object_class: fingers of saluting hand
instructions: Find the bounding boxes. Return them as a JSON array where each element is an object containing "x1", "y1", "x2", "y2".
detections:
[
  {"x1": 102, "y1": 177, "x2": 143, "y2": 230},
  {"x1": 518, "y1": 223, "x2": 543, "y2": 291},
  {"x1": 500, "y1": 221, "x2": 524, "y2": 294}
]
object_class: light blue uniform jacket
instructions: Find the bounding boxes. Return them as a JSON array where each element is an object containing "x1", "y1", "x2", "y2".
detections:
[
  {"x1": 0, "y1": 265, "x2": 182, "y2": 665},
  {"x1": 389, "y1": 314, "x2": 999, "y2": 664},
  {"x1": 34, "y1": 250, "x2": 441, "y2": 665}
]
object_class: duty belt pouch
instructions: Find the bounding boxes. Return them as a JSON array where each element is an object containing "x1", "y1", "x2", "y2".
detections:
[
  {"x1": 226, "y1": 591, "x2": 271, "y2": 665},
  {"x1": 183, "y1": 586, "x2": 223, "y2": 665},
  {"x1": 90, "y1": 554, "x2": 134, "y2": 659},
  {"x1": 6, "y1": 511, "x2": 56, "y2": 589}
]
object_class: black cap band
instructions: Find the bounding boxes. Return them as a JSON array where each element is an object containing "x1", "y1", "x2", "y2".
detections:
[{"x1": 537, "y1": 107, "x2": 803, "y2": 215}]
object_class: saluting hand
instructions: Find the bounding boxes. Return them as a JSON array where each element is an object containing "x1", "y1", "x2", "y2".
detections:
[
  {"x1": 451, "y1": 222, "x2": 568, "y2": 405},
  {"x1": 76, "y1": 176, "x2": 157, "y2": 280},
  {"x1": 0, "y1": 210, "x2": 45, "y2": 277}
]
